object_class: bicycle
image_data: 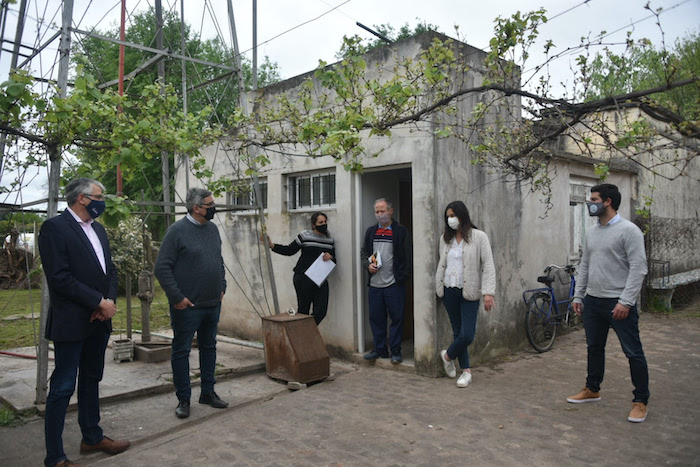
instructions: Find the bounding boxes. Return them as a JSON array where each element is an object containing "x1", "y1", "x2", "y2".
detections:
[{"x1": 522, "y1": 264, "x2": 581, "y2": 352}]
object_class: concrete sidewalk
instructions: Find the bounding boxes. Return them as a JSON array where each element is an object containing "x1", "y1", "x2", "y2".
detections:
[
  {"x1": 1, "y1": 313, "x2": 699, "y2": 466},
  {"x1": 0, "y1": 335, "x2": 266, "y2": 413}
]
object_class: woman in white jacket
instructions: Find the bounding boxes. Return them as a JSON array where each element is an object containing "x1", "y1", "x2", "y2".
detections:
[{"x1": 435, "y1": 201, "x2": 496, "y2": 388}]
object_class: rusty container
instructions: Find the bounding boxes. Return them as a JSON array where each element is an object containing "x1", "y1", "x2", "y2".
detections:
[{"x1": 261, "y1": 314, "x2": 330, "y2": 384}]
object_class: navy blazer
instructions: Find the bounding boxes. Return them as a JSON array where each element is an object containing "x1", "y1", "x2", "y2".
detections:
[{"x1": 39, "y1": 209, "x2": 118, "y2": 342}]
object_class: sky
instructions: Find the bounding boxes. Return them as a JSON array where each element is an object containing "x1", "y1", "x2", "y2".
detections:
[{"x1": 1, "y1": 0, "x2": 699, "y2": 205}]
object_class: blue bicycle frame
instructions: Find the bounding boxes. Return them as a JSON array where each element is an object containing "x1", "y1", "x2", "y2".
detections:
[{"x1": 522, "y1": 265, "x2": 577, "y2": 324}]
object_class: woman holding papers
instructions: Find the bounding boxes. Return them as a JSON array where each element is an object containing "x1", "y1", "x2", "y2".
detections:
[
  {"x1": 263, "y1": 212, "x2": 336, "y2": 325},
  {"x1": 435, "y1": 201, "x2": 496, "y2": 388}
]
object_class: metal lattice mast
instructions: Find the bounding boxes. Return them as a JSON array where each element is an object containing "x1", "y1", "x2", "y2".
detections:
[{"x1": 36, "y1": 0, "x2": 74, "y2": 405}]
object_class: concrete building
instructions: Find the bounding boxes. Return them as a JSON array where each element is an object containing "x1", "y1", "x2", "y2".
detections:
[{"x1": 174, "y1": 32, "x2": 699, "y2": 376}]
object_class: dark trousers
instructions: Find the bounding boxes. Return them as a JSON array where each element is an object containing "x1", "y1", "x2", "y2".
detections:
[
  {"x1": 583, "y1": 295, "x2": 650, "y2": 404},
  {"x1": 442, "y1": 287, "x2": 480, "y2": 370},
  {"x1": 293, "y1": 273, "x2": 329, "y2": 325},
  {"x1": 44, "y1": 324, "x2": 110, "y2": 466},
  {"x1": 368, "y1": 283, "x2": 405, "y2": 356},
  {"x1": 170, "y1": 304, "x2": 221, "y2": 402}
]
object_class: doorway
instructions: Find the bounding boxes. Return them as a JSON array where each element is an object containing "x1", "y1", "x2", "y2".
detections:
[{"x1": 358, "y1": 166, "x2": 414, "y2": 362}]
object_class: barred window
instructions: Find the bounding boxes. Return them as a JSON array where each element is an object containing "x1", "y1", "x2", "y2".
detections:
[
  {"x1": 228, "y1": 179, "x2": 267, "y2": 210},
  {"x1": 287, "y1": 172, "x2": 336, "y2": 209}
]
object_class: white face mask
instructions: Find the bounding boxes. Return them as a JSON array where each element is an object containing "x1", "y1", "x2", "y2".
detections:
[{"x1": 447, "y1": 217, "x2": 460, "y2": 230}]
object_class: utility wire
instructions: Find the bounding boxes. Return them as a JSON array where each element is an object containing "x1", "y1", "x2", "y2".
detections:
[{"x1": 238, "y1": 0, "x2": 352, "y2": 57}]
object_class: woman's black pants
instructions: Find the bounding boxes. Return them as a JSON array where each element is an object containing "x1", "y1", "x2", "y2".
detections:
[{"x1": 293, "y1": 273, "x2": 329, "y2": 325}]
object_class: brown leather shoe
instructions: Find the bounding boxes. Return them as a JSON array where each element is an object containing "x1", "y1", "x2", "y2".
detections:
[
  {"x1": 566, "y1": 387, "x2": 601, "y2": 403},
  {"x1": 80, "y1": 436, "x2": 131, "y2": 455},
  {"x1": 628, "y1": 402, "x2": 648, "y2": 423},
  {"x1": 55, "y1": 460, "x2": 80, "y2": 466}
]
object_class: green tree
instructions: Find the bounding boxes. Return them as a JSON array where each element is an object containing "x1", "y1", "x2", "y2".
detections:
[
  {"x1": 105, "y1": 216, "x2": 153, "y2": 293},
  {"x1": 582, "y1": 32, "x2": 700, "y2": 120},
  {"x1": 71, "y1": 7, "x2": 280, "y2": 237},
  {"x1": 1, "y1": 69, "x2": 221, "y2": 227},
  {"x1": 74, "y1": 7, "x2": 280, "y2": 121},
  {"x1": 224, "y1": 7, "x2": 697, "y2": 209},
  {"x1": 337, "y1": 19, "x2": 441, "y2": 58}
]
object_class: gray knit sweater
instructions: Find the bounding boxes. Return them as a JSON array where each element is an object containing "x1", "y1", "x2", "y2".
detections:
[
  {"x1": 573, "y1": 217, "x2": 647, "y2": 307},
  {"x1": 154, "y1": 217, "x2": 226, "y2": 308}
]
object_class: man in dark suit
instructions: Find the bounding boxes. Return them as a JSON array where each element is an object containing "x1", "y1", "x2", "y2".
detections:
[{"x1": 39, "y1": 178, "x2": 130, "y2": 467}]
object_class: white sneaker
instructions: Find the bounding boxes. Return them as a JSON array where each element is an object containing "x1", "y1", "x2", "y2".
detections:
[
  {"x1": 457, "y1": 371, "x2": 472, "y2": 388},
  {"x1": 440, "y1": 350, "x2": 456, "y2": 378}
]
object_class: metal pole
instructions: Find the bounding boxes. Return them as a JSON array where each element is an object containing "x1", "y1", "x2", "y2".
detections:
[
  {"x1": 0, "y1": 1, "x2": 9, "y2": 64},
  {"x1": 0, "y1": 0, "x2": 28, "y2": 183},
  {"x1": 36, "y1": 0, "x2": 74, "y2": 405},
  {"x1": 180, "y1": 0, "x2": 189, "y2": 191},
  {"x1": 252, "y1": 0, "x2": 257, "y2": 90},
  {"x1": 227, "y1": 0, "x2": 279, "y2": 315},
  {"x1": 9, "y1": 0, "x2": 27, "y2": 70},
  {"x1": 125, "y1": 275, "x2": 132, "y2": 340},
  {"x1": 155, "y1": 0, "x2": 172, "y2": 228},
  {"x1": 116, "y1": 0, "x2": 126, "y2": 196},
  {"x1": 137, "y1": 190, "x2": 154, "y2": 343}
]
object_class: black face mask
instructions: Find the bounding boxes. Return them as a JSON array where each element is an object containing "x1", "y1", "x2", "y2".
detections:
[
  {"x1": 204, "y1": 206, "x2": 216, "y2": 221},
  {"x1": 315, "y1": 224, "x2": 328, "y2": 234}
]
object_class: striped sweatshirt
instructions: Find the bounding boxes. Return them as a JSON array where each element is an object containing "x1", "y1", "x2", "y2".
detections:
[{"x1": 272, "y1": 230, "x2": 336, "y2": 274}]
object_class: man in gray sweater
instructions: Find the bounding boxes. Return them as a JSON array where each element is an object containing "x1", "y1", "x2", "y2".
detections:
[
  {"x1": 567, "y1": 183, "x2": 649, "y2": 423},
  {"x1": 155, "y1": 187, "x2": 227, "y2": 419}
]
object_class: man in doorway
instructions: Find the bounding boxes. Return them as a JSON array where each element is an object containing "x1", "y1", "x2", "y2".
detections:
[
  {"x1": 361, "y1": 198, "x2": 412, "y2": 364},
  {"x1": 155, "y1": 187, "x2": 228, "y2": 419},
  {"x1": 39, "y1": 178, "x2": 131, "y2": 466},
  {"x1": 567, "y1": 183, "x2": 650, "y2": 423}
]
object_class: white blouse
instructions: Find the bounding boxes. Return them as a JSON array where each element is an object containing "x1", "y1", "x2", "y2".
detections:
[{"x1": 444, "y1": 238, "x2": 463, "y2": 288}]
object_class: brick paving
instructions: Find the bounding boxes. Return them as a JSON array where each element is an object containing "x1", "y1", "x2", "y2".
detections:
[{"x1": 1, "y1": 313, "x2": 698, "y2": 466}]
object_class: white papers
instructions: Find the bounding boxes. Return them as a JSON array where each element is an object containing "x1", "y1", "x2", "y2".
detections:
[{"x1": 304, "y1": 253, "x2": 336, "y2": 286}]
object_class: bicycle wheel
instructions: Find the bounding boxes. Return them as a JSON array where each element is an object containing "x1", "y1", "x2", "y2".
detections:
[{"x1": 525, "y1": 293, "x2": 557, "y2": 352}]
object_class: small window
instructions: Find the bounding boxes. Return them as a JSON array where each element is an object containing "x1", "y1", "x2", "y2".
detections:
[
  {"x1": 228, "y1": 179, "x2": 267, "y2": 210},
  {"x1": 288, "y1": 171, "x2": 336, "y2": 209}
]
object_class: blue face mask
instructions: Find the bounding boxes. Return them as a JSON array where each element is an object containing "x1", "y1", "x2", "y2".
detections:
[{"x1": 87, "y1": 199, "x2": 106, "y2": 219}]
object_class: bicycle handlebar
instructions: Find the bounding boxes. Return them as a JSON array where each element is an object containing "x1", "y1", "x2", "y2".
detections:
[{"x1": 544, "y1": 264, "x2": 576, "y2": 273}]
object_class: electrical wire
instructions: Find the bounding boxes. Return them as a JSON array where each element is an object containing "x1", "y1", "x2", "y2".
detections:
[{"x1": 237, "y1": 0, "x2": 352, "y2": 57}]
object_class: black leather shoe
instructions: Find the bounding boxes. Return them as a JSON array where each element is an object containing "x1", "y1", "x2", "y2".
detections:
[
  {"x1": 175, "y1": 399, "x2": 190, "y2": 418},
  {"x1": 199, "y1": 392, "x2": 228, "y2": 408}
]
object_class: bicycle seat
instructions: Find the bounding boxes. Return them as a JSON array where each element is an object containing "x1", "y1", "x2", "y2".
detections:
[{"x1": 537, "y1": 275, "x2": 555, "y2": 284}]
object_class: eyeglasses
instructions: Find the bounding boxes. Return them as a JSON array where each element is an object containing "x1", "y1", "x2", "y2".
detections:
[
  {"x1": 83, "y1": 193, "x2": 106, "y2": 201},
  {"x1": 199, "y1": 201, "x2": 215, "y2": 207}
]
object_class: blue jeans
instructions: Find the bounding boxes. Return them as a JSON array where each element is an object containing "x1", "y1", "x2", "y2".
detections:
[
  {"x1": 368, "y1": 283, "x2": 405, "y2": 355},
  {"x1": 583, "y1": 295, "x2": 650, "y2": 404},
  {"x1": 170, "y1": 304, "x2": 221, "y2": 401},
  {"x1": 442, "y1": 287, "x2": 480, "y2": 370},
  {"x1": 44, "y1": 324, "x2": 110, "y2": 466}
]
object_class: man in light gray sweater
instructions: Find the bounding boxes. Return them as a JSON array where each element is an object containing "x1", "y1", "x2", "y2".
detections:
[
  {"x1": 155, "y1": 187, "x2": 227, "y2": 419},
  {"x1": 567, "y1": 183, "x2": 649, "y2": 423}
]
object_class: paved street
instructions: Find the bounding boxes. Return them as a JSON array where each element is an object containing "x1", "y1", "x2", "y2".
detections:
[{"x1": 1, "y1": 312, "x2": 699, "y2": 466}]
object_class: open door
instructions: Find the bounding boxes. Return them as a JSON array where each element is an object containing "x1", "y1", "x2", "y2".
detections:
[{"x1": 358, "y1": 166, "x2": 414, "y2": 362}]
